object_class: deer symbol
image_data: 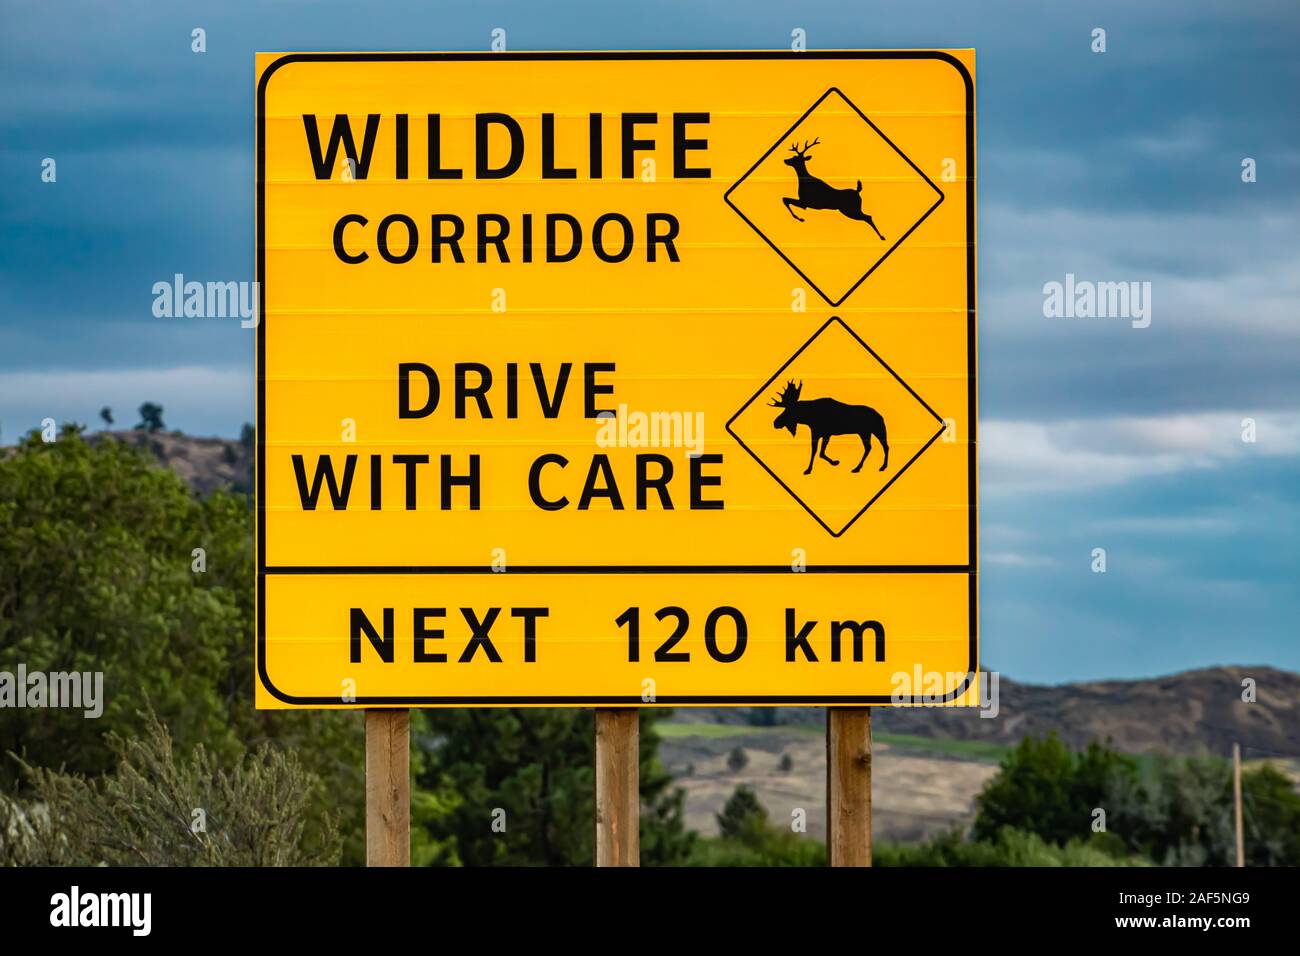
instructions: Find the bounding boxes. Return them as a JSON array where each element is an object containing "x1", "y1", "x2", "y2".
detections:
[
  {"x1": 770, "y1": 380, "x2": 889, "y2": 476},
  {"x1": 782, "y1": 138, "x2": 885, "y2": 240}
]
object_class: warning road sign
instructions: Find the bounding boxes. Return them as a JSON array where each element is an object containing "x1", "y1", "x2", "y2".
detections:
[{"x1": 255, "y1": 50, "x2": 977, "y2": 708}]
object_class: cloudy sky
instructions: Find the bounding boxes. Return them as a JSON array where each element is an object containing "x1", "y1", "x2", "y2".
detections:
[{"x1": 2, "y1": 0, "x2": 1297, "y2": 683}]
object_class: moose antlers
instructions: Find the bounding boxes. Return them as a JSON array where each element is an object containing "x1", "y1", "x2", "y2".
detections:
[
  {"x1": 769, "y1": 379, "x2": 803, "y2": 407},
  {"x1": 787, "y1": 137, "x2": 821, "y2": 156}
]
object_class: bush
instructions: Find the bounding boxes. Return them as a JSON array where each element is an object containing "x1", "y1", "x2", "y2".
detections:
[
  {"x1": 686, "y1": 834, "x2": 825, "y2": 867},
  {"x1": 686, "y1": 785, "x2": 823, "y2": 866},
  {"x1": 726, "y1": 746, "x2": 748, "y2": 773},
  {"x1": 875, "y1": 827, "x2": 1149, "y2": 867},
  {"x1": 689, "y1": 825, "x2": 1145, "y2": 868},
  {"x1": 0, "y1": 711, "x2": 339, "y2": 866},
  {"x1": 716, "y1": 784, "x2": 766, "y2": 841}
]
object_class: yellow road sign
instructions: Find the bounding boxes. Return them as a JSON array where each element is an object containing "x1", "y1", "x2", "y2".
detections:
[{"x1": 255, "y1": 50, "x2": 977, "y2": 708}]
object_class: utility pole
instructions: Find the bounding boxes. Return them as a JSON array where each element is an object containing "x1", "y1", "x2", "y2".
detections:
[{"x1": 1232, "y1": 741, "x2": 1244, "y2": 868}]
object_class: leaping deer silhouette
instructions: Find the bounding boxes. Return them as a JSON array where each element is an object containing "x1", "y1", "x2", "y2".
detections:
[
  {"x1": 782, "y1": 137, "x2": 885, "y2": 240},
  {"x1": 770, "y1": 380, "x2": 890, "y2": 476}
]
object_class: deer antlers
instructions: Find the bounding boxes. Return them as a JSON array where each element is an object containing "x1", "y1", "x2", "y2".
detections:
[{"x1": 787, "y1": 137, "x2": 821, "y2": 156}]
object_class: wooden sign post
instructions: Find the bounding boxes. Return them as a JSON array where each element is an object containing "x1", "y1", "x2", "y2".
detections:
[
  {"x1": 827, "y1": 708, "x2": 872, "y2": 866},
  {"x1": 365, "y1": 709, "x2": 411, "y2": 867},
  {"x1": 595, "y1": 709, "x2": 640, "y2": 867}
]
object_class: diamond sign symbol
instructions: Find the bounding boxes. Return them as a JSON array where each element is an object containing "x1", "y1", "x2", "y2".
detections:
[
  {"x1": 724, "y1": 87, "x2": 945, "y2": 306},
  {"x1": 726, "y1": 317, "x2": 947, "y2": 538}
]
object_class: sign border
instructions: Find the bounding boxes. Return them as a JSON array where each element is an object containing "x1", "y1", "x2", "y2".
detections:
[{"x1": 255, "y1": 50, "x2": 977, "y2": 706}]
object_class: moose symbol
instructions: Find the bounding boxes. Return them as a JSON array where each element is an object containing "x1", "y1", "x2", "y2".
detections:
[
  {"x1": 782, "y1": 138, "x2": 885, "y2": 241},
  {"x1": 770, "y1": 380, "x2": 889, "y2": 476}
]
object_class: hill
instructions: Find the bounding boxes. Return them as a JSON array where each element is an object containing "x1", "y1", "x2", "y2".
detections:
[
  {"x1": 680, "y1": 667, "x2": 1297, "y2": 760},
  {"x1": 874, "y1": 667, "x2": 1297, "y2": 759},
  {"x1": 92, "y1": 428, "x2": 253, "y2": 496}
]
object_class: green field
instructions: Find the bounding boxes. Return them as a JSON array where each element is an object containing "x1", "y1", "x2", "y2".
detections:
[
  {"x1": 659, "y1": 721, "x2": 1011, "y2": 763},
  {"x1": 873, "y1": 732, "x2": 1010, "y2": 763},
  {"x1": 656, "y1": 722, "x2": 820, "y2": 739}
]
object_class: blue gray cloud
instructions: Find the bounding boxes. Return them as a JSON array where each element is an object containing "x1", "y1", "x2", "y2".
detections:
[{"x1": 2, "y1": 0, "x2": 1297, "y2": 680}]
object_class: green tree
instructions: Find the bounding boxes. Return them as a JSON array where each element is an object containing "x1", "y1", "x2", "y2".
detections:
[
  {"x1": 136, "y1": 402, "x2": 165, "y2": 431},
  {"x1": 726, "y1": 745, "x2": 749, "y2": 773},
  {"x1": 0, "y1": 428, "x2": 243, "y2": 782},
  {"x1": 0, "y1": 428, "x2": 364, "y2": 861},
  {"x1": 686, "y1": 785, "x2": 823, "y2": 866},
  {"x1": 1239, "y1": 764, "x2": 1300, "y2": 866},
  {"x1": 716, "y1": 784, "x2": 767, "y2": 841},
  {"x1": 1108, "y1": 755, "x2": 1300, "y2": 866},
  {"x1": 1108, "y1": 754, "x2": 1232, "y2": 865},
  {"x1": 414, "y1": 708, "x2": 692, "y2": 866},
  {"x1": 974, "y1": 734, "x2": 1300, "y2": 867},
  {"x1": 973, "y1": 734, "x2": 1103, "y2": 844},
  {"x1": 1072, "y1": 738, "x2": 1138, "y2": 811}
]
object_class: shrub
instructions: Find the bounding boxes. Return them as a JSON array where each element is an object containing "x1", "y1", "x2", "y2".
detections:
[
  {"x1": 0, "y1": 711, "x2": 339, "y2": 866},
  {"x1": 716, "y1": 785, "x2": 767, "y2": 841},
  {"x1": 687, "y1": 785, "x2": 822, "y2": 866},
  {"x1": 726, "y1": 746, "x2": 749, "y2": 773},
  {"x1": 875, "y1": 827, "x2": 1149, "y2": 867}
]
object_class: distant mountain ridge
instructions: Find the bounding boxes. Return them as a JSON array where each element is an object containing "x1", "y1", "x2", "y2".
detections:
[
  {"x1": 94, "y1": 428, "x2": 252, "y2": 496},
  {"x1": 121, "y1": 429, "x2": 1297, "y2": 760},
  {"x1": 675, "y1": 667, "x2": 1298, "y2": 759},
  {"x1": 872, "y1": 666, "x2": 1298, "y2": 758}
]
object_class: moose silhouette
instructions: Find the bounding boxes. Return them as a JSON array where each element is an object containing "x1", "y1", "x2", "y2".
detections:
[
  {"x1": 769, "y1": 380, "x2": 889, "y2": 476},
  {"x1": 782, "y1": 138, "x2": 885, "y2": 241}
]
